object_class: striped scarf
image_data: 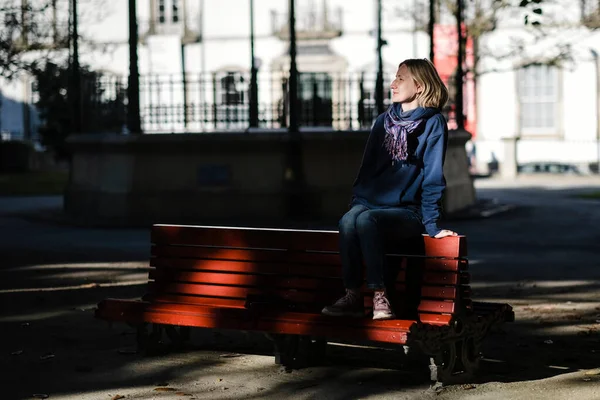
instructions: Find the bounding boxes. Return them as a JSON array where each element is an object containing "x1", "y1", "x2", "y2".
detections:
[{"x1": 383, "y1": 106, "x2": 424, "y2": 164}]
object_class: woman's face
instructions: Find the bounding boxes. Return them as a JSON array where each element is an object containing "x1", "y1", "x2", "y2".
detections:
[{"x1": 390, "y1": 64, "x2": 422, "y2": 106}]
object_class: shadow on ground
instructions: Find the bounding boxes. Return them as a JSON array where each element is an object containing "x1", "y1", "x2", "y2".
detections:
[{"x1": 1, "y1": 182, "x2": 599, "y2": 398}]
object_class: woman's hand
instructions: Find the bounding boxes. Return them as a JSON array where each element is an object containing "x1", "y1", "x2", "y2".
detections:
[{"x1": 434, "y1": 229, "x2": 458, "y2": 239}]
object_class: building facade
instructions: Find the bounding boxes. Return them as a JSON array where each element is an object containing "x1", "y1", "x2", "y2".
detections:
[{"x1": 1, "y1": 0, "x2": 599, "y2": 173}]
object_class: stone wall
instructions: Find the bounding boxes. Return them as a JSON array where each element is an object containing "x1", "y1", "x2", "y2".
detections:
[{"x1": 65, "y1": 129, "x2": 475, "y2": 227}]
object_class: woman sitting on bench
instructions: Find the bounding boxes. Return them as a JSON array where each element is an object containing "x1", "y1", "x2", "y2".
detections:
[{"x1": 322, "y1": 59, "x2": 458, "y2": 321}]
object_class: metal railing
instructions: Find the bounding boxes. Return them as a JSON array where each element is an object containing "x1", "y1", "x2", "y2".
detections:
[{"x1": 92, "y1": 70, "x2": 395, "y2": 133}]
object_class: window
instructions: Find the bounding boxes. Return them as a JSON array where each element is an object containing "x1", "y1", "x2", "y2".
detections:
[
  {"x1": 298, "y1": 73, "x2": 333, "y2": 126},
  {"x1": 172, "y1": 0, "x2": 179, "y2": 23},
  {"x1": 158, "y1": 0, "x2": 166, "y2": 24},
  {"x1": 517, "y1": 64, "x2": 560, "y2": 136},
  {"x1": 298, "y1": 73, "x2": 332, "y2": 101},
  {"x1": 221, "y1": 73, "x2": 245, "y2": 105}
]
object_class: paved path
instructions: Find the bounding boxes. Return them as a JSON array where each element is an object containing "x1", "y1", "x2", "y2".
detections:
[{"x1": 0, "y1": 175, "x2": 599, "y2": 399}]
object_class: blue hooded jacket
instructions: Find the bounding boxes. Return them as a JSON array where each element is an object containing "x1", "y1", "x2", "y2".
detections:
[{"x1": 351, "y1": 105, "x2": 448, "y2": 237}]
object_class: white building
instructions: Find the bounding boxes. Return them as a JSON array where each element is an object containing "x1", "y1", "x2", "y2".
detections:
[
  {"x1": 1, "y1": 0, "x2": 599, "y2": 174},
  {"x1": 475, "y1": 1, "x2": 600, "y2": 174}
]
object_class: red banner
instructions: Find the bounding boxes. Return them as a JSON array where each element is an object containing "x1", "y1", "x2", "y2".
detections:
[{"x1": 433, "y1": 24, "x2": 476, "y2": 137}]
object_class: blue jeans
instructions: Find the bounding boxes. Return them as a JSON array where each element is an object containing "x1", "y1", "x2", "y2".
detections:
[{"x1": 339, "y1": 204, "x2": 424, "y2": 290}]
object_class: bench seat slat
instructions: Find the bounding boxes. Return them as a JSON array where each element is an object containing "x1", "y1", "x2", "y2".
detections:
[{"x1": 96, "y1": 299, "x2": 416, "y2": 344}]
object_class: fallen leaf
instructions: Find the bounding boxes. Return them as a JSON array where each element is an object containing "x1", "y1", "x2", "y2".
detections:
[
  {"x1": 219, "y1": 353, "x2": 242, "y2": 358},
  {"x1": 585, "y1": 369, "x2": 600, "y2": 376},
  {"x1": 111, "y1": 395, "x2": 125, "y2": 400},
  {"x1": 154, "y1": 388, "x2": 176, "y2": 392},
  {"x1": 461, "y1": 384, "x2": 476, "y2": 390}
]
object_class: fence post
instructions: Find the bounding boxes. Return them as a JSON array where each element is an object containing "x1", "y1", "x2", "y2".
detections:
[
  {"x1": 375, "y1": 0, "x2": 385, "y2": 116},
  {"x1": 127, "y1": 0, "x2": 142, "y2": 134},
  {"x1": 212, "y1": 73, "x2": 218, "y2": 130},
  {"x1": 249, "y1": 0, "x2": 259, "y2": 128},
  {"x1": 181, "y1": 43, "x2": 188, "y2": 129},
  {"x1": 281, "y1": 77, "x2": 288, "y2": 128},
  {"x1": 285, "y1": 0, "x2": 307, "y2": 219}
]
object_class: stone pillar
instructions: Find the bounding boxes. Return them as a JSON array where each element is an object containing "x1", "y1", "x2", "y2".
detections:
[
  {"x1": 501, "y1": 137, "x2": 519, "y2": 179},
  {"x1": 443, "y1": 128, "x2": 476, "y2": 214}
]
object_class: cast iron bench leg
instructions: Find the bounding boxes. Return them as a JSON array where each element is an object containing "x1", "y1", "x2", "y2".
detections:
[
  {"x1": 269, "y1": 334, "x2": 327, "y2": 370},
  {"x1": 165, "y1": 325, "x2": 191, "y2": 349},
  {"x1": 136, "y1": 323, "x2": 191, "y2": 354},
  {"x1": 429, "y1": 337, "x2": 481, "y2": 385}
]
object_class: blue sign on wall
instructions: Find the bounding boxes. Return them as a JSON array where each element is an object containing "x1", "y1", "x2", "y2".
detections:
[{"x1": 197, "y1": 164, "x2": 232, "y2": 186}]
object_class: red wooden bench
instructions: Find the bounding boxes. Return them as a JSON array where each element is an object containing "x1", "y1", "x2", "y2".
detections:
[{"x1": 95, "y1": 224, "x2": 514, "y2": 384}]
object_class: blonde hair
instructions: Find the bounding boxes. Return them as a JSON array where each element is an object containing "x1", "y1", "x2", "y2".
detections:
[{"x1": 399, "y1": 59, "x2": 449, "y2": 110}]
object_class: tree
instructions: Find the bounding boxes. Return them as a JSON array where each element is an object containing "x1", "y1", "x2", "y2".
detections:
[
  {"x1": 34, "y1": 62, "x2": 126, "y2": 159},
  {"x1": 0, "y1": 0, "x2": 69, "y2": 79},
  {"x1": 401, "y1": 0, "x2": 599, "y2": 75},
  {"x1": 1, "y1": 0, "x2": 111, "y2": 79}
]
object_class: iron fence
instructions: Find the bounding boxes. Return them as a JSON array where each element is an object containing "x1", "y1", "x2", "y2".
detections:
[{"x1": 91, "y1": 71, "x2": 395, "y2": 133}]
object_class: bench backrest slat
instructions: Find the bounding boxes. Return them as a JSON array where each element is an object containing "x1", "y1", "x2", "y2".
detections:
[
  {"x1": 152, "y1": 225, "x2": 340, "y2": 252},
  {"x1": 150, "y1": 257, "x2": 345, "y2": 278},
  {"x1": 152, "y1": 246, "x2": 342, "y2": 266}
]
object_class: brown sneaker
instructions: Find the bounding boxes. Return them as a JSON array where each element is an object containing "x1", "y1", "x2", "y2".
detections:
[
  {"x1": 321, "y1": 289, "x2": 364, "y2": 317},
  {"x1": 372, "y1": 291, "x2": 395, "y2": 320}
]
